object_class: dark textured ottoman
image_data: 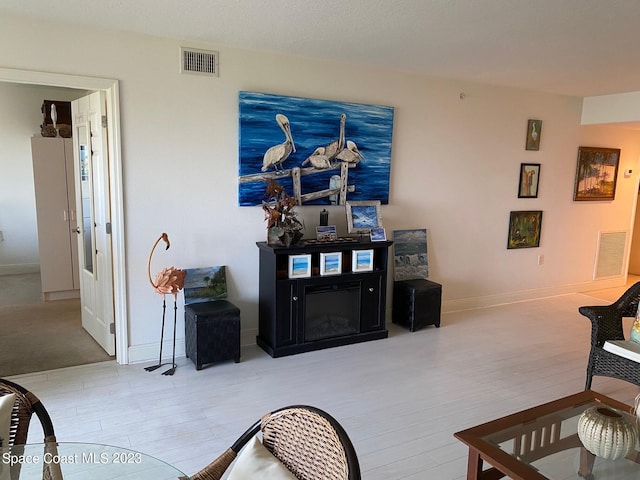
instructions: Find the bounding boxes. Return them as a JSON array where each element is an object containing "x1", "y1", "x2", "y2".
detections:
[
  {"x1": 185, "y1": 300, "x2": 241, "y2": 370},
  {"x1": 392, "y1": 279, "x2": 442, "y2": 331}
]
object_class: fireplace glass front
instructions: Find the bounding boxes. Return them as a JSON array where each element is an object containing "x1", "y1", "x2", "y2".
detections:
[{"x1": 304, "y1": 282, "x2": 360, "y2": 342}]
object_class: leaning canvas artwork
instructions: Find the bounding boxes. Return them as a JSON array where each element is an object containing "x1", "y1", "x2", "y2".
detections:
[
  {"x1": 183, "y1": 266, "x2": 228, "y2": 305},
  {"x1": 238, "y1": 91, "x2": 394, "y2": 206},
  {"x1": 393, "y1": 229, "x2": 428, "y2": 281}
]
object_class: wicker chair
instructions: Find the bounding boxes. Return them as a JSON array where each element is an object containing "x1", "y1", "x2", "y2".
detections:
[
  {"x1": 0, "y1": 378, "x2": 62, "y2": 480},
  {"x1": 187, "y1": 405, "x2": 361, "y2": 480},
  {"x1": 579, "y1": 281, "x2": 640, "y2": 390}
]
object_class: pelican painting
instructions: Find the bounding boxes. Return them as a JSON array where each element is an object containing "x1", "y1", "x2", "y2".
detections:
[
  {"x1": 238, "y1": 91, "x2": 394, "y2": 206},
  {"x1": 262, "y1": 114, "x2": 296, "y2": 172}
]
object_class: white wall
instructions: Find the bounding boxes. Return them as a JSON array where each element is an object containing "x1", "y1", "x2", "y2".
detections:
[
  {"x1": 2, "y1": 13, "x2": 640, "y2": 359},
  {"x1": 0, "y1": 82, "x2": 84, "y2": 274}
]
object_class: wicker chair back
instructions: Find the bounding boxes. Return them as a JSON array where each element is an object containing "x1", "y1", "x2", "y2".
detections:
[
  {"x1": 579, "y1": 281, "x2": 640, "y2": 389},
  {"x1": 0, "y1": 378, "x2": 62, "y2": 480}
]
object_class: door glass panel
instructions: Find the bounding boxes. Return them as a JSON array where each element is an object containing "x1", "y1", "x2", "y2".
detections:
[{"x1": 78, "y1": 125, "x2": 94, "y2": 274}]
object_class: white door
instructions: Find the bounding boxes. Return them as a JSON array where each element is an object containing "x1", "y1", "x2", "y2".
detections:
[{"x1": 72, "y1": 92, "x2": 116, "y2": 355}]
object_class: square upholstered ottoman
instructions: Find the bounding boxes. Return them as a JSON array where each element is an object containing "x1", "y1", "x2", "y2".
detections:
[
  {"x1": 184, "y1": 300, "x2": 240, "y2": 370},
  {"x1": 392, "y1": 279, "x2": 442, "y2": 331}
]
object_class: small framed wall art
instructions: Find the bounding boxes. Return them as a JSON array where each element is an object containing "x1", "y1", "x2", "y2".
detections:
[
  {"x1": 525, "y1": 119, "x2": 542, "y2": 151},
  {"x1": 346, "y1": 201, "x2": 382, "y2": 234},
  {"x1": 518, "y1": 163, "x2": 540, "y2": 198},
  {"x1": 352, "y1": 249, "x2": 374, "y2": 272},
  {"x1": 320, "y1": 252, "x2": 342, "y2": 276},
  {"x1": 573, "y1": 146, "x2": 621, "y2": 201},
  {"x1": 507, "y1": 210, "x2": 542, "y2": 249},
  {"x1": 288, "y1": 254, "x2": 312, "y2": 278}
]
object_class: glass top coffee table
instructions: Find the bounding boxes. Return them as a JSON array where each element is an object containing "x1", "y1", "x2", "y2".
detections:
[
  {"x1": 454, "y1": 390, "x2": 640, "y2": 480},
  {"x1": 4, "y1": 442, "x2": 189, "y2": 479}
]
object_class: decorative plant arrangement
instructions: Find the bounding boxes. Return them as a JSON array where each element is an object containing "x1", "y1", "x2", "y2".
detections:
[{"x1": 262, "y1": 179, "x2": 304, "y2": 246}]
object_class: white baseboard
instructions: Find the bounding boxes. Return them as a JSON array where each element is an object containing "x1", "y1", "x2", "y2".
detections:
[
  {"x1": 128, "y1": 338, "x2": 187, "y2": 364},
  {"x1": 44, "y1": 290, "x2": 80, "y2": 301},
  {"x1": 0, "y1": 264, "x2": 40, "y2": 275},
  {"x1": 442, "y1": 278, "x2": 628, "y2": 313},
  {"x1": 128, "y1": 331, "x2": 258, "y2": 364}
]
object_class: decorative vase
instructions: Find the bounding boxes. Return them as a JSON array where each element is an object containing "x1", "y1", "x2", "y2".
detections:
[
  {"x1": 577, "y1": 406, "x2": 637, "y2": 460},
  {"x1": 267, "y1": 227, "x2": 303, "y2": 247}
]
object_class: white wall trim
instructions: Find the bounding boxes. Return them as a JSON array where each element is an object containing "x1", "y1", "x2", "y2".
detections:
[
  {"x1": 0, "y1": 67, "x2": 129, "y2": 365},
  {"x1": 442, "y1": 277, "x2": 627, "y2": 313}
]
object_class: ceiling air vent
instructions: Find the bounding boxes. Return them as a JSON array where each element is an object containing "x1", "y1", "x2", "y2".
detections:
[{"x1": 180, "y1": 47, "x2": 219, "y2": 77}]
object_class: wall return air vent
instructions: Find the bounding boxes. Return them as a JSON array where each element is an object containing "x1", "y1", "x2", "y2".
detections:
[{"x1": 180, "y1": 47, "x2": 219, "y2": 77}]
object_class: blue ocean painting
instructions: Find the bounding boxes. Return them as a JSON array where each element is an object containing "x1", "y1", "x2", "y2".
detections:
[
  {"x1": 356, "y1": 251, "x2": 372, "y2": 268},
  {"x1": 352, "y1": 205, "x2": 378, "y2": 228},
  {"x1": 292, "y1": 256, "x2": 310, "y2": 276},
  {"x1": 239, "y1": 91, "x2": 394, "y2": 206},
  {"x1": 324, "y1": 254, "x2": 341, "y2": 273}
]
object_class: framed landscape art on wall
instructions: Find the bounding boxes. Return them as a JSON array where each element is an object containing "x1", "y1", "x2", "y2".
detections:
[{"x1": 573, "y1": 146, "x2": 621, "y2": 201}]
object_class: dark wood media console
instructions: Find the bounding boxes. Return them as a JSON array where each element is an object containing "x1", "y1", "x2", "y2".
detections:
[{"x1": 256, "y1": 240, "x2": 393, "y2": 357}]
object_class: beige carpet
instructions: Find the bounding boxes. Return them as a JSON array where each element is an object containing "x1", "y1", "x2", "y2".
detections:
[{"x1": 0, "y1": 273, "x2": 113, "y2": 376}]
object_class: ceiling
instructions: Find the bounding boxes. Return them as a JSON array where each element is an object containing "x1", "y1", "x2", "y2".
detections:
[{"x1": 3, "y1": 0, "x2": 640, "y2": 98}]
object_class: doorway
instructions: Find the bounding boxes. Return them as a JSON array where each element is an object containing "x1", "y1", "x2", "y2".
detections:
[{"x1": 0, "y1": 67, "x2": 128, "y2": 365}]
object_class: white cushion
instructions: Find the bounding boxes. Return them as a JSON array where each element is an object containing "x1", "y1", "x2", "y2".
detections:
[
  {"x1": 227, "y1": 435, "x2": 297, "y2": 480},
  {"x1": 0, "y1": 393, "x2": 16, "y2": 480}
]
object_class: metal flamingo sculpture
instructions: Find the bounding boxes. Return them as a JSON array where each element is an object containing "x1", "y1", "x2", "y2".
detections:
[{"x1": 144, "y1": 232, "x2": 186, "y2": 375}]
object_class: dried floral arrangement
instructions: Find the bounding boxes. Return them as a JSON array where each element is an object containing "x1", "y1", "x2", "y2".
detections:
[{"x1": 262, "y1": 179, "x2": 304, "y2": 246}]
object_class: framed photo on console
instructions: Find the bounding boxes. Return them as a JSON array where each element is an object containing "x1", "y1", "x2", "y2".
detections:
[
  {"x1": 320, "y1": 252, "x2": 342, "y2": 276},
  {"x1": 346, "y1": 201, "x2": 382, "y2": 234},
  {"x1": 288, "y1": 254, "x2": 312, "y2": 278},
  {"x1": 370, "y1": 227, "x2": 387, "y2": 241},
  {"x1": 352, "y1": 249, "x2": 374, "y2": 272}
]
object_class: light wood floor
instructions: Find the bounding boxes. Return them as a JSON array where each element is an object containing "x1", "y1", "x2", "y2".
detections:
[{"x1": 8, "y1": 285, "x2": 640, "y2": 479}]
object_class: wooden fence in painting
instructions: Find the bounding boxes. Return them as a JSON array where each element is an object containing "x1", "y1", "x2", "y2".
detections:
[{"x1": 238, "y1": 162, "x2": 355, "y2": 206}]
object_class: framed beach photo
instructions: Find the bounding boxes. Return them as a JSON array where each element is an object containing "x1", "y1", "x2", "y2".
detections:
[
  {"x1": 288, "y1": 254, "x2": 311, "y2": 278},
  {"x1": 573, "y1": 146, "x2": 621, "y2": 201},
  {"x1": 316, "y1": 225, "x2": 338, "y2": 241},
  {"x1": 507, "y1": 211, "x2": 542, "y2": 249},
  {"x1": 518, "y1": 163, "x2": 540, "y2": 198},
  {"x1": 345, "y1": 201, "x2": 382, "y2": 234},
  {"x1": 320, "y1": 252, "x2": 342, "y2": 276},
  {"x1": 352, "y1": 249, "x2": 374, "y2": 272}
]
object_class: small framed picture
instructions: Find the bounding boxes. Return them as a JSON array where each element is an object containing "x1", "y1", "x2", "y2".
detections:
[
  {"x1": 525, "y1": 119, "x2": 542, "y2": 151},
  {"x1": 507, "y1": 210, "x2": 542, "y2": 249},
  {"x1": 370, "y1": 227, "x2": 386, "y2": 241},
  {"x1": 352, "y1": 249, "x2": 374, "y2": 272},
  {"x1": 518, "y1": 163, "x2": 540, "y2": 198},
  {"x1": 288, "y1": 254, "x2": 311, "y2": 278},
  {"x1": 320, "y1": 252, "x2": 342, "y2": 276},
  {"x1": 316, "y1": 225, "x2": 338, "y2": 241},
  {"x1": 345, "y1": 201, "x2": 382, "y2": 234}
]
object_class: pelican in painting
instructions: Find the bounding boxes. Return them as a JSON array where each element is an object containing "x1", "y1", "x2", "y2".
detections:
[
  {"x1": 262, "y1": 114, "x2": 296, "y2": 173},
  {"x1": 301, "y1": 147, "x2": 332, "y2": 169},
  {"x1": 336, "y1": 140, "x2": 366, "y2": 164},
  {"x1": 322, "y1": 113, "x2": 346, "y2": 161}
]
